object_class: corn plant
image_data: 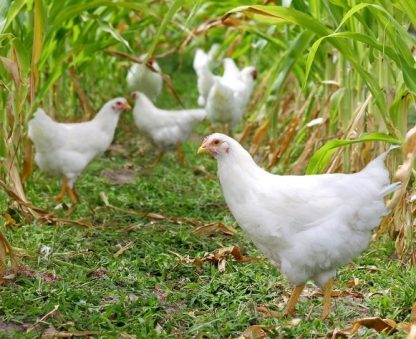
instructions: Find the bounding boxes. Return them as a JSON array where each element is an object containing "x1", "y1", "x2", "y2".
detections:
[
  {"x1": 1, "y1": 0, "x2": 415, "y2": 263},
  {"x1": 223, "y1": 1, "x2": 416, "y2": 262}
]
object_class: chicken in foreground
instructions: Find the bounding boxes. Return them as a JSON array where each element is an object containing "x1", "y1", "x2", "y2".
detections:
[
  {"x1": 127, "y1": 57, "x2": 163, "y2": 102},
  {"x1": 131, "y1": 91, "x2": 206, "y2": 167},
  {"x1": 198, "y1": 133, "x2": 400, "y2": 319},
  {"x1": 28, "y1": 98, "x2": 131, "y2": 203}
]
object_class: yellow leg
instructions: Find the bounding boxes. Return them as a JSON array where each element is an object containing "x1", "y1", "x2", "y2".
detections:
[
  {"x1": 67, "y1": 186, "x2": 79, "y2": 204},
  {"x1": 321, "y1": 278, "x2": 333, "y2": 319},
  {"x1": 285, "y1": 284, "x2": 305, "y2": 317},
  {"x1": 145, "y1": 151, "x2": 164, "y2": 168},
  {"x1": 176, "y1": 142, "x2": 185, "y2": 165},
  {"x1": 55, "y1": 178, "x2": 69, "y2": 202}
]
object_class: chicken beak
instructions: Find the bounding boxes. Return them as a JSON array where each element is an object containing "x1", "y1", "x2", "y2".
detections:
[
  {"x1": 197, "y1": 146, "x2": 208, "y2": 155},
  {"x1": 123, "y1": 102, "x2": 132, "y2": 110}
]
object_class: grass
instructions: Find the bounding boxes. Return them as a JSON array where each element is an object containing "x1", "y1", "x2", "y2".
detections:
[{"x1": 0, "y1": 55, "x2": 415, "y2": 338}]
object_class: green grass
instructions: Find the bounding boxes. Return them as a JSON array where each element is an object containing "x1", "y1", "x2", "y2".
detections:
[{"x1": 0, "y1": 57, "x2": 415, "y2": 338}]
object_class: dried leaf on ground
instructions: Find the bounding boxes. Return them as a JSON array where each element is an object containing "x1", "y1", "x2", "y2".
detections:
[
  {"x1": 26, "y1": 305, "x2": 60, "y2": 333},
  {"x1": 346, "y1": 277, "x2": 360, "y2": 288},
  {"x1": 256, "y1": 305, "x2": 281, "y2": 319},
  {"x1": 121, "y1": 224, "x2": 144, "y2": 232},
  {"x1": 43, "y1": 327, "x2": 108, "y2": 338},
  {"x1": 41, "y1": 272, "x2": 59, "y2": 283},
  {"x1": 237, "y1": 325, "x2": 276, "y2": 339},
  {"x1": 101, "y1": 168, "x2": 136, "y2": 185},
  {"x1": 15, "y1": 266, "x2": 59, "y2": 283},
  {"x1": 193, "y1": 223, "x2": 237, "y2": 236},
  {"x1": 197, "y1": 246, "x2": 258, "y2": 272},
  {"x1": 113, "y1": 241, "x2": 134, "y2": 258},
  {"x1": 0, "y1": 230, "x2": 18, "y2": 284},
  {"x1": 87, "y1": 268, "x2": 109, "y2": 279},
  {"x1": 107, "y1": 144, "x2": 128, "y2": 155},
  {"x1": 329, "y1": 317, "x2": 412, "y2": 338}
]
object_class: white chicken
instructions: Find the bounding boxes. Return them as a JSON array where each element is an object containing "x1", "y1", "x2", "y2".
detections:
[
  {"x1": 28, "y1": 98, "x2": 131, "y2": 202},
  {"x1": 131, "y1": 91, "x2": 206, "y2": 166},
  {"x1": 198, "y1": 133, "x2": 400, "y2": 319},
  {"x1": 193, "y1": 44, "x2": 220, "y2": 106},
  {"x1": 206, "y1": 63, "x2": 256, "y2": 133},
  {"x1": 127, "y1": 57, "x2": 163, "y2": 102},
  {"x1": 193, "y1": 48, "x2": 215, "y2": 107}
]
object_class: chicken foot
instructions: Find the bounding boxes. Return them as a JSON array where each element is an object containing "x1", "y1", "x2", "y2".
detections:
[
  {"x1": 55, "y1": 178, "x2": 69, "y2": 202},
  {"x1": 55, "y1": 178, "x2": 79, "y2": 203},
  {"x1": 145, "y1": 151, "x2": 164, "y2": 168},
  {"x1": 284, "y1": 284, "x2": 305, "y2": 316}
]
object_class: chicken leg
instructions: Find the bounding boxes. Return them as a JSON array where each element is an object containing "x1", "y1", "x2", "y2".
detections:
[
  {"x1": 285, "y1": 284, "x2": 305, "y2": 316},
  {"x1": 145, "y1": 151, "x2": 164, "y2": 168},
  {"x1": 55, "y1": 178, "x2": 69, "y2": 202},
  {"x1": 55, "y1": 178, "x2": 79, "y2": 203},
  {"x1": 67, "y1": 186, "x2": 79, "y2": 204},
  {"x1": 321, "y1": 278, "x2": 333, "y2": 319},
  {"x1": 176, "y1": 142, "x2": 185, "y2": 165}
]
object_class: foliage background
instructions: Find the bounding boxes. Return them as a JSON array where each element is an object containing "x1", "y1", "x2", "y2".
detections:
[{"x1": 0, "y1": 0, "x2": 415, "y2": 337}]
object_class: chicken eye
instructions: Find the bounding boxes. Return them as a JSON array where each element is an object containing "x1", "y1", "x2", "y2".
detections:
[
  {"x1": 116, "y1": 101, "x2": 123, "y2": 107},
  {"x1": 213, "y1": 139, "x2": 220, "y2": 145}
]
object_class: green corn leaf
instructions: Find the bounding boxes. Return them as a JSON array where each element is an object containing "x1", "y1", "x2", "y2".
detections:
[
  {"x1": 146, "y1": 0, "x2": 185, "y2": 58},
  {"x1": 1, "y1": 0, "x2": 27, "y2": 33},
  {"x1": 306, "y1": 133, "x2": 402, "y2": 174},
  {"x1": 50, "y1": 1, "x2": 156, "y2": 33}
]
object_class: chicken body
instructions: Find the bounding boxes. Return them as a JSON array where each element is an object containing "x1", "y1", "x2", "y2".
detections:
[
  {"x1": 193, "y1": 48, "x2": 215, "y2": 107},
  {"x1": 127, "y1": 59, "x2": 163, "y2": 102},
  {"x1": 132, "y1": 91, "x2": 206, "y2": 165},
  {"x1": 206, "y1": 63, "x2": 256, "y2": 131},
  {"x1": 198, "y1": 133, "x2": 399, "y2": 317},
  {"x1": 28, "y1": 98, "x2": 130, "y2": 201}
]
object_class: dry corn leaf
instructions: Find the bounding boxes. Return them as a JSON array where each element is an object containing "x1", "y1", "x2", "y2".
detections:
[
  {"x1": 43, "y1": 328, "x2": 108, "y2": 338},
  {"x1": 256, "y1": 305, "x2": 281, "y2": 319},
  {"x1": 409, "y1": 304, "x2": 416, "y2": 339},
  {"x1": 88, "y1": 268, "x2": 109, "y2": 279},
  {"x1": 21, "y1": 136, "x2": 34, "y2": 182},
  {"x1": 329, "y1": 317, "x2": 402, "y2": 338},
  {"x1": 0, "y1": 231, "x2": 18, "y2": 284},
  {"x1": 26, "y1": 305, "x2": 60, "y2": 333},
  {"x1": 250, "y1": 117, "x2": 271, "y2": 155},
  {"x1": 101, "y1": 168, "x2": 136, "y2": 185},
  {"x1": 193, "y1": 223, "x2": 237, "y2": 236},
  {"x1": 113, "y1": 241, "x2": 134, "y2": 258},
  {"x1": 121, "y1": 224, "x2": 144, "y2": 232},
  {"x1": 171, "y1": 246, "x2": 257, "y2": 272},
  {"x1": 346, "y1": 277, "x2": 360, "y2": 288},
  {"x1": 3, "y1": 212, "x2": 16, "y2": 228},
  {"x1": 404, "y1": 125, "x2": 416, "y2": 156},
  {"x1": 237, "y1": 325, "x2": 275, "y2": 339},
  {"x1": 147, "y1": 213, "x2": 167, "y2": 221},
  {"x1": 68, "y1": 64, "x2": 95, "y2": 118}
]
